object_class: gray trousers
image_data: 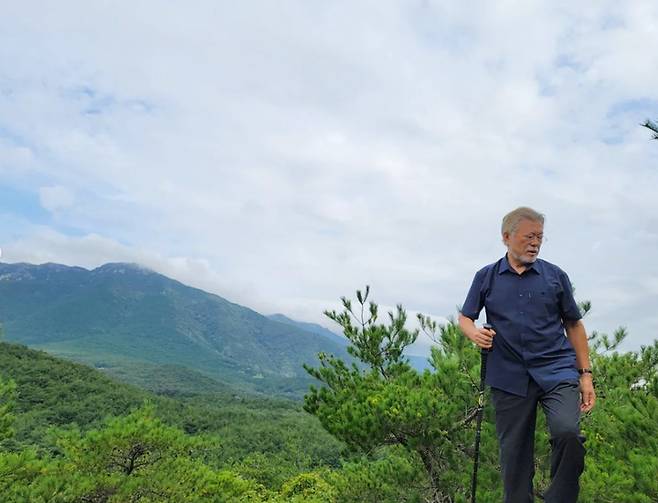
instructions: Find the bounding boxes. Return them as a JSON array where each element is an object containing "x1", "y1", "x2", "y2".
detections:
[{"x1": 491, "y1": 379, "x2": 585, "y2": 503}]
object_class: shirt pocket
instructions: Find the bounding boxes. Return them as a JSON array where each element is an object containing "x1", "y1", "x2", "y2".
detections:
[{"x1": 528, "y1": 287, "x2": 560, "y2": 319}]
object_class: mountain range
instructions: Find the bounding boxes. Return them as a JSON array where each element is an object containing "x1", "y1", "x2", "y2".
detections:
[
  {"x1": 0, "y1": 262, "x2": 431, "y2": 397},
  {"x1": 0, "y1": 262, "x2": 355, "y2": 396}
]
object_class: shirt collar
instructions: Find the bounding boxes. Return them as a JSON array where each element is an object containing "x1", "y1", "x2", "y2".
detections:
[{"x1": 499, "y1": 254, "x2": 541, "y2": 275}]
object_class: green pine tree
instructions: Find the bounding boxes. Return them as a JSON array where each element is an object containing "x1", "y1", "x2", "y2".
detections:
[{"x1": 304, "y1": 287, "x2": 497, "y2": 502}]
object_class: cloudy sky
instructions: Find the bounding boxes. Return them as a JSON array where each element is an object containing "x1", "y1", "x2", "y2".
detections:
[{"x1": 1, "y1": 1, "x2": 657, "y2": 353}]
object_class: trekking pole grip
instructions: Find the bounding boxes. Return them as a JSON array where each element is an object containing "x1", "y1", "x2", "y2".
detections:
[{"x1": 480, "y1": 323, "x2": 493, "y2": 385}]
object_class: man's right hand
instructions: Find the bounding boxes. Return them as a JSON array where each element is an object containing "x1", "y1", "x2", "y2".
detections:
[
  {"x1": 470, "y1": 326, "x2": 496, "y2": 349},
  {"x1": 458, "y1": 314, "x2": 496, "y2": 349}
]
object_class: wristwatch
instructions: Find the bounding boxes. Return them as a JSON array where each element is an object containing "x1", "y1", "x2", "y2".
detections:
[{"x1": 577, "y1": 368, "x2": 593, "y2": 375}]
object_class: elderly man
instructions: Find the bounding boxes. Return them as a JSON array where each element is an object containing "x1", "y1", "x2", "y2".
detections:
[{"x1": 458, "y1": 206, "x2": 595, "y2": 503}]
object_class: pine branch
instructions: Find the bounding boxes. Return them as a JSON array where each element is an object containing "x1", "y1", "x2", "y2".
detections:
[{"x1": 642, "y1": 119, "x2": 658, "y2": 140}]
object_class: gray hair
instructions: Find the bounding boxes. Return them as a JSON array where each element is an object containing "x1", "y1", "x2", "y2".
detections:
[{"x1": 501, "y1": 207, "x2": 545, "y2": 235}]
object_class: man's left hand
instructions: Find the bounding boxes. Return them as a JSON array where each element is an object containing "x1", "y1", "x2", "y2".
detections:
[{"x1": 580, "y1": 375, "x2": 596, "y2": 412}]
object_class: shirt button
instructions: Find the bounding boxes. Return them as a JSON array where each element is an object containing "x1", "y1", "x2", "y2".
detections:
[{"x1": 519, "y1": 293, "x2": 523, "y2": 297}]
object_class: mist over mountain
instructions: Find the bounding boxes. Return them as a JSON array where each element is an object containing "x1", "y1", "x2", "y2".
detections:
[{"x1": 267, "y1": 313, "x2": 347, "y2": 346}]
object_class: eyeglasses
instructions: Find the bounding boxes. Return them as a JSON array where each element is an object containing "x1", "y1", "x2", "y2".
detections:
[{"x1": 520, "y1": 233, "x2": 545, "y2": 243}]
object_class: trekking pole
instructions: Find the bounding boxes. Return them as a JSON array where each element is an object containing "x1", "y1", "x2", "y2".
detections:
[{"x1": 471, "y1": 322, "x2": 493, "y2": 503}]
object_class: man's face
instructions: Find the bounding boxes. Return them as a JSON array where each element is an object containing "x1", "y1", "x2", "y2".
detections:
[{"x1": 503, "y1": 218, "x2": 544, "y2": 265}]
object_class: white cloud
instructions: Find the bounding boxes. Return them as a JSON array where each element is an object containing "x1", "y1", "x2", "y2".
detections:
[
  {"x1": 1, "y1": 2, "x2": 658, "y2": 351},
  {"x1": 38, "y1": 186, "x2": 75, "y2": 213},
  {"x1": 0, "y1": 141, "x2": 35, "y2": 175},
  {"x1": 0, "y1": 229, "x2": 264, "y2": 310}
]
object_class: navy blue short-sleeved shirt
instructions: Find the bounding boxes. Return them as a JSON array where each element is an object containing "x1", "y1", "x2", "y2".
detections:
[{"x1": 461, "y1": 255, "x2": 582, "y2": 397}]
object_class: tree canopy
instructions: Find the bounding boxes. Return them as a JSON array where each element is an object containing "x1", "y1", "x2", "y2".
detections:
[
  {"x1": 303, "y1": 288, "x2": 658, "y2": 502},
  {"x1": 0, "y1": 290, "x2": 656, "y2": 501}
]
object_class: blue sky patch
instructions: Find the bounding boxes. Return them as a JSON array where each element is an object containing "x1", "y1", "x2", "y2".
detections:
[
  {"x1": 607, "y1": 98, "x2": 658, "y2": 118},
  {"x1": 0, "y1": 184, "x2": 51, "y2": 224}
]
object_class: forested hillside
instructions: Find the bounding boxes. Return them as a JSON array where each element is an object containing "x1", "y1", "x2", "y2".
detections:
[
  {"x1": 0, "y1": 342, "x2": 350, "y2": 501},
  {"x1": 1, "y1": 290, "x2": 657, "y2": 501},
  {"x1": 0, "y1": 262, "x2": 353, "y2": 396}
]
